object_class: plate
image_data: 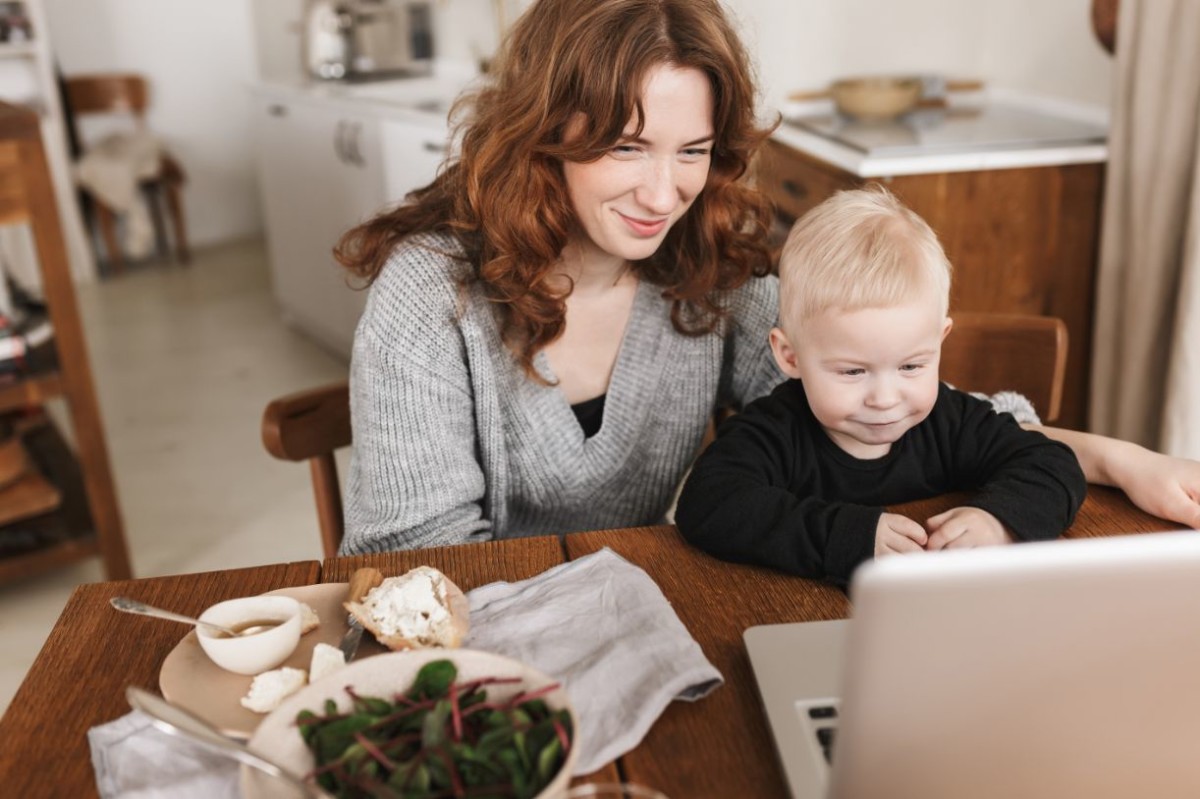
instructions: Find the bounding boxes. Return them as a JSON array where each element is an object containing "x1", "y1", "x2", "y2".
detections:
[
  {"x1": 241, "y1": 649, "x2": 578, "y2": 799},
  {"x1": 158, "y1": 583, "x2": 388, "y2": 738}
]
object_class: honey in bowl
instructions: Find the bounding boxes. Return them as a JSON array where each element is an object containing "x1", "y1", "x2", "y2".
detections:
[{"x1": 196, "y1": 595, "x2": 302, "y2": 674}]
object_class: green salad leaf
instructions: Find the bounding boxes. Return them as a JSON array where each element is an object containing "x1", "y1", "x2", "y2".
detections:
[{"x1": 296, "y1": 659, "x2": 573, "y2": 798}]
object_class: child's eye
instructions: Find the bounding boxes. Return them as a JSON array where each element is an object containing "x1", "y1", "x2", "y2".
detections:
[
  {"x1": 900, "y1": 363, "x2": 926, "y2": 373},
  {"x1": 840, "y1": 368, "x2": 865, "y2": 377}
]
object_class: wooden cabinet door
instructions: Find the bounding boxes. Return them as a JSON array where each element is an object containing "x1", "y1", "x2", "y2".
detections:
[{"x1": 756, "y1": 142, "x2": 1103, "y2": 430}]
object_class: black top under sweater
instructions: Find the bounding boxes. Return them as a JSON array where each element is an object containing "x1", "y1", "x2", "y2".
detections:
[{"x1": 675, "y1": 380, "x2": 1087, "y2": 586}]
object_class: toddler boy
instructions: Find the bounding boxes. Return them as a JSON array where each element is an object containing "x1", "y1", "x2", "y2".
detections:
[{"x1": 676, "y1": 186, "x2": 1086, "y2": 585}]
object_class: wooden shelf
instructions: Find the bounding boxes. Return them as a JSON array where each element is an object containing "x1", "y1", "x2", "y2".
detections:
[
  {"x1": 0, "y1": 420, "x2": 97, "y2": 583},
  {"x1": 0, "y1": 102, "x2": 130, "y2": 582}
]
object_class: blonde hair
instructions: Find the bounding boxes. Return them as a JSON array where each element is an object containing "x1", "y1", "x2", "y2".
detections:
[{"x1": 777, "y1": 185, "x2": 951, "y2": 335}]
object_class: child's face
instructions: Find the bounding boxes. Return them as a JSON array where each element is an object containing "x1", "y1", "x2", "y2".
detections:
[{"x1": 770, "y1": 299, "x2": 951, "y2": 459}]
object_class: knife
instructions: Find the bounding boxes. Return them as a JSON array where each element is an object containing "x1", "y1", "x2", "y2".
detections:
[{"x1": 338, "y1": 567, "x2": 383, "y2": 662}]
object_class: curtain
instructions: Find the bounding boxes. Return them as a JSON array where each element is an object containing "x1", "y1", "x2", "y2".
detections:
[{"x1": 1089, "y1": 0, "x2": 1200, "y2": 458}]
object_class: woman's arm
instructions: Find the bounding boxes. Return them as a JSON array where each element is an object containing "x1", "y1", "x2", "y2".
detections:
[{"x1": 1027, "y1": 425, "x2": 1200, "y2": 528}]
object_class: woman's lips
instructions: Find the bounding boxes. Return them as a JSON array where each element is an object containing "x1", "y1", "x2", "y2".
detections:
[{"x1": 619, "y1": 212, "x2": 669, "y2": 237}]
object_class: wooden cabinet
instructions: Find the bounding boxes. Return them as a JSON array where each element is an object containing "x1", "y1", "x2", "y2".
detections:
[
  {"x1": 758, "y1": 139, "x2": 1104, "y2": 430},
  {"x1": 254, "y1": 93, "x2": 448, "y2": 358},
  {"x1": 0, "y1": 102, "x2": 130, "y2": 583}
]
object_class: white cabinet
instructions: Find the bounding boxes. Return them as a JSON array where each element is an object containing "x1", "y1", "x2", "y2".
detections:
[{"x1": 254, "y1": 92, "x2": 448, "y2": 357}]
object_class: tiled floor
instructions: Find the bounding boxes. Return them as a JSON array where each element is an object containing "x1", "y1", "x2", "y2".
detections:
[{"x1": 0, "y1": 237, "x2": 350, "y2": 716}]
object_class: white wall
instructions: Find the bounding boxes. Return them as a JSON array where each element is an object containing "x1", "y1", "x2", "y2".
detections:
[
  {"x1": 44, "y1": 0, "x2": 263, "y2": 248},
  {"x1": 44, "y1": 0, "x2": 1114, "y2": 251},
  {"x1": 731, "y1": 0, "x2": 1112, "y2": 112}
]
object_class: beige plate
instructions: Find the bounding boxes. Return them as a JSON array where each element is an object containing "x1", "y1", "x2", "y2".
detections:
[
  {"x1": 158, "y1": 583, "x2": 389, "y2": 739},
  {"x1": 241, "y1": 649, "x2": 579, "y2": 799}
]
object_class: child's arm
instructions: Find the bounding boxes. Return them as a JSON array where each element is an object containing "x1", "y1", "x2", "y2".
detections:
[
  {"x1": 945, "y1": 392, "x2": 1088, "y2": 541},
  {"x1": 675, "y1": 395, "x2": 882, "y2": 585}
]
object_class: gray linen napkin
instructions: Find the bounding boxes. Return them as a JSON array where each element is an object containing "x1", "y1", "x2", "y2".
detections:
[
  {"x1": 464, "y1": 547, "x2": 723, "y2": 775},
  {"x1": 89, "y1": 547, "x2": 720, "y2": 793}
]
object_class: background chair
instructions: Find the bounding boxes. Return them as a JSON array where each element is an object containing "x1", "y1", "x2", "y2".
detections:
[
  {"x1": 941, "y1": 311, "x2": 1068, "y2": 424},
  {"x1": 62, "y1": 73, "x2": 189, "y2": 274},
  {"x1": 261, "y1": 313, "x2": 1067, "y2": 557},
  {"x1": 262, "y1": 381, "x2": 350, "y2": 557}
]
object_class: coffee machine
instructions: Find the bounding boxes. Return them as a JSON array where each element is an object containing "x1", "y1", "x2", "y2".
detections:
[{"x1": 304, "y1": 0, "x2": 434, "y2": 81}]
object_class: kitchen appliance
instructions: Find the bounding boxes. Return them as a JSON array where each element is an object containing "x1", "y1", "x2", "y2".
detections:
[{"x1": 304, "y1": 0, "x2": 434, "y2": 82}]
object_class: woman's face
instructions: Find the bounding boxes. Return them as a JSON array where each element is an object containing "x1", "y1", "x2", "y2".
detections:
[{"x1": 562, "y1": 64, "x2": 714, "y2": 265}]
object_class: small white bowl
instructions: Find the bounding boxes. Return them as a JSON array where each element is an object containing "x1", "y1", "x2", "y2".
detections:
[{"x1": 196, "y1": 595, "x2": 302, "y2": 675}]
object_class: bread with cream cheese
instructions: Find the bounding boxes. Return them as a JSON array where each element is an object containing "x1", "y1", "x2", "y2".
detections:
[{"x1": 344, "y1": 565, "x2": 469, "y2": 650}]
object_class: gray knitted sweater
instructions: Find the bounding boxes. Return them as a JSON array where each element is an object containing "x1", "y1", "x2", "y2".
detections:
[
  {"x1": 341, "y1": 233, "x2": 785, "y2": 554},
  {"x1": 342, "y1": 233, "x2": 1040, "y2": 554}
]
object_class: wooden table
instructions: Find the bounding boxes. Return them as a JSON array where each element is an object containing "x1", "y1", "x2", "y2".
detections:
[{"x1": 0, "y1": 487, "x2": 1182, "y2": 798}]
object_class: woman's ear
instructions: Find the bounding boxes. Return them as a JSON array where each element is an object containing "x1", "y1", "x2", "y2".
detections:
[{"x1": 769, "y1": 327, "x2": 804, "y2": 379}]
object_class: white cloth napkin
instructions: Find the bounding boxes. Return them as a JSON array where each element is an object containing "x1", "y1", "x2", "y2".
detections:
[
  {"x1": 72, "y1": 130, "x2": 163, "y2": 259},
  {"x1": 464, "y1": 547, "x2": 722, "y2": 774},
  {"x1": 89, "y1": 547, "x2": 721, "y2": 793},
  {"x1": 88, "y1": 709, "x2": 239, "y2": 798}
]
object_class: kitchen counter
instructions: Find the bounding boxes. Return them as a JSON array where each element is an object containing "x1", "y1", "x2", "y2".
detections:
[
  {"x1": 771, "y1": 92, "x2": 1108, "y2": 178},
  {"x1": 251, "y1": 74, "x2": 470, "y2": 124}
]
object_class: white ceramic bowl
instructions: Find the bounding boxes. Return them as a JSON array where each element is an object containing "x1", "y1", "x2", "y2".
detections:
[
  {"x1": 242, "y1": 649, "x2": 579, "y2": 799},
  {"x1": 196, "y1": 595, "x2": 302, "y2": 675}
]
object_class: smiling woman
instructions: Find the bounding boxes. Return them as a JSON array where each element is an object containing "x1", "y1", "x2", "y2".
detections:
[{"x1": 331, "y1": 0, "x2": 780, "y2": 554}]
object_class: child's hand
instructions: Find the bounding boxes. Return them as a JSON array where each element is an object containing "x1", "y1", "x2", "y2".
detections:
[
  {"x1": 925, "y1": 507, "x2": 1014, "y2": 550},
  {"x1": 875, "y1": 512, "x2": 928, "y2": 558}
]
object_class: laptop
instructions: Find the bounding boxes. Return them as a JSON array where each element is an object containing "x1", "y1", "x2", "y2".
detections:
[{"x1": 745, "y1": 530, "x2": 1200, "y2": 799}]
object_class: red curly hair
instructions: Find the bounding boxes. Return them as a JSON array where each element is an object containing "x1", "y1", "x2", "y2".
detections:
[{"x1": 335, "y1": 0, "x2": 776, "y2": 378}]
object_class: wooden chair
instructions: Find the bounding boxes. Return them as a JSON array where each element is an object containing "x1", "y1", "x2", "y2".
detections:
[
  {"x1": 262, "y1": 381, "x2": 351, "y2": 557},
  {"x1": 62, "y1": 73, "x2": 189, "y2": 273},
  {"x1": 942, "y1": 311, "x2": 1068, "y2": 424}
]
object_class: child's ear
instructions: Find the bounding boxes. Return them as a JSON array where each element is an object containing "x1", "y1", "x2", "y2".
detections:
[
  {"x1": 769, "y1": 327, "x2": 804, "y2": 379},
  {"x1": 941, "y1": 316, "x2": 954, "y2": 342}
]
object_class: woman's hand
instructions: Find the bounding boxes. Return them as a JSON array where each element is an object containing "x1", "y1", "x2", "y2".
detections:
[
  {"x1": 1107, "y1": 447, "x2": 1200, "y2": 528},
  {"x1": 1031, "y1": 425, "x2": 1200, "y2": 528}
]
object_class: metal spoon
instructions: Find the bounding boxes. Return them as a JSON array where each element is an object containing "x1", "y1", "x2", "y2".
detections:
[
  {"x1": 126, "y1": 686, "x2": 333, "y2": 799},
  {"x1": 109, "y1": 596, "x2": 275, "y2": 637}
]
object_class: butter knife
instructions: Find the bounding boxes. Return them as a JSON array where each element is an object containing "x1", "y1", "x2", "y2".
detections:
[{"x1": 338, "y1": 567, "x2": 383, "y2": 662}]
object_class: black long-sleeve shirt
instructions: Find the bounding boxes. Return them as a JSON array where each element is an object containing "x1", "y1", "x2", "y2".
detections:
[{"x1": 675, "y1": 380, "x2": 1087, "y2": 586}]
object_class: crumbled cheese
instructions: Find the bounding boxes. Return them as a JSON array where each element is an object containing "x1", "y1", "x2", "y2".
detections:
[
  {"x1": 364, "y1": 566, "x2": 451, "y2": 645},
  {"x1": 240, "y1": 666, "x2": 307, "y2": 713},
  {"x1": 309, "y1": 642, "x2": 346, "y2": 683},
  {"x1": 298, "y1": 602, "x2": 320, "y2": 635}
]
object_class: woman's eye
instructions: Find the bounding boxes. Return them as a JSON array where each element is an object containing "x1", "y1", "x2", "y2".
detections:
[
  {"x1": 610, "y1": 144, "x2": 640, "y2": 157},
  {"x1": 680, "y1": 147, "x2": 711, "y2": 160}
]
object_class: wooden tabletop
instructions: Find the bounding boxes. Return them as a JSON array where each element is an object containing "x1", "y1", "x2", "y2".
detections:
[{"x1": 0, "y1": 486, "x2": 1183, "y2": 798}]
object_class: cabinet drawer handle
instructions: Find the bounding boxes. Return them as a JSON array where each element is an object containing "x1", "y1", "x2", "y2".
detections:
[
  {"x1": 781, "y1": 179, "x2": 808, "y2": 200},
  {"x1": 267, "y1": 104, "x2": 288, "y2": 117}
]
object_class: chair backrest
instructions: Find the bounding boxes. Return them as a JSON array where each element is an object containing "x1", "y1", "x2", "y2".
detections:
[
  {"x1": 262, "y1": 381, "x2": 351, "y2": 557},
  {"x1": 941, "y1": 311, "x2": 1068, "y2": 424},
  {"x1": 63, "y1": 74, "x2": 149, "y2": 118}
]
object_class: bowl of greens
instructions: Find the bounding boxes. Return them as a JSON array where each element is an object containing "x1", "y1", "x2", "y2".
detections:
[{"x1": 241, "y1": 649, "x2": 578, "y2": 799}]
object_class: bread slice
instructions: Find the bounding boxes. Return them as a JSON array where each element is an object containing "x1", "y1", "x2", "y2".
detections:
[
  {"x1": 240, "y1": 666, "x2": 307, "y2": 713},
  {"x1": 344, "y1": 566, "x2": 469, "y2": 650}
]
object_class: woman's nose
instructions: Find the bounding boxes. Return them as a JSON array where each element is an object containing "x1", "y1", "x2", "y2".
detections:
[{"x1": 634, "y1": 159, "x2": 678, "y2": 215}]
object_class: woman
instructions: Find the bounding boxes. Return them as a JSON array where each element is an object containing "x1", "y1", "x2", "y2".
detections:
[{"x1": 336, "y1": 0, "x2": 1200, "y2": 555}]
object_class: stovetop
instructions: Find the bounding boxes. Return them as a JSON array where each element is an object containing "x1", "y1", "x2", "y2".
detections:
[{"x1": 786, "y1": 102, "x2": 1107, "y2": 157}]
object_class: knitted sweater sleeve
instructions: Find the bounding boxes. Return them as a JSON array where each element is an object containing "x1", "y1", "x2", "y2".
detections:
[{"x1": 341, "y1": 242, "x2": 493, "y2": 555}]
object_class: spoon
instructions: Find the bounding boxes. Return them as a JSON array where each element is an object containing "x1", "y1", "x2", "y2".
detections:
[
  {"x1": 126, "y1": 686, "x2": 333, "y2": 799},
  {"x1": 109, "y1": 596, "x2": 275, "y2": 637}
]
